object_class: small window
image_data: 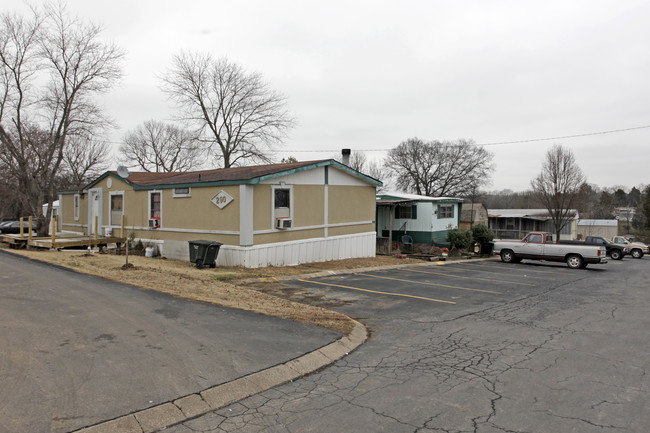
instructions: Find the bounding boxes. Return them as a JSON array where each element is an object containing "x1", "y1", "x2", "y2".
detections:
[
  {"x1": 438, "y1": 205, "x2": 454, "y2": 219},
  {"x1": 527, "y1": 234, "x2": 542, "y2": 243},
  {"x1": 173, "y1": 187, "x2": 191, "y2": 198},
  {"x1": 74, "y1": 194, "x2": 80, "y2": 221},
  {"x1": 275, "y1": 188, "x2": 290, "y2": 208}
]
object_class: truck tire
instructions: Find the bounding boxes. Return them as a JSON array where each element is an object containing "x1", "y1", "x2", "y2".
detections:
[
  {"x1": 500, "y1": 249, "x2": 517, "y2": 263},
  {"x1": 610, "y1": 249, "x2": 622, "y2": 260},
  {"x1": 566, "y1": 254, "x2": 584, "y2": 269},
  {"x1": 631, "y1": 249, "x2": 643, "y2": 259}
]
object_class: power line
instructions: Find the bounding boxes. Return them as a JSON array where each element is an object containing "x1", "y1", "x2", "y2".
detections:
[
  {"x1": 103, "y1": 123, "x2": 650, "y2": 152},
  {"x1": 280, "y1": 124, "x2": 650, "y2": 153},
  {"x1": 477, "y1": 124, "x2": 650, "y2": 146}
]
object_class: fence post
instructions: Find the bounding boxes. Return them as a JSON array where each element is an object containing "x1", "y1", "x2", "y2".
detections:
[{"x1": 51, "y1": 217, "x2": 56, "y2": 247}]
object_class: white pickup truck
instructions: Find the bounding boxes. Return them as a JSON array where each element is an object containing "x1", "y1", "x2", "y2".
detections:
[{"x1": 492, "y1": 231, "x2": 608, "y2": 269}]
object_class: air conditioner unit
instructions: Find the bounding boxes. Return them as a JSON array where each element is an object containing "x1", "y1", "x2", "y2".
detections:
[
  {"x1": 275, "y1": 218, "x2": 292, "y2": 230},
  {"x1": 148, "y1": 218, "x2": 160, "y2": 229}
]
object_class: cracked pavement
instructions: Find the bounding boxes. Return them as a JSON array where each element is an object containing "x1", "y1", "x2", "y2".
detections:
[{"x1": 164, "y1": 258, "x2": 650, "y2": 433}]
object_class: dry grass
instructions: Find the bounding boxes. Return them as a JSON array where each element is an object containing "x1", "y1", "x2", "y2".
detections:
[{"x1": 2, "y1": 246, "x2": 422, "y2": 335}]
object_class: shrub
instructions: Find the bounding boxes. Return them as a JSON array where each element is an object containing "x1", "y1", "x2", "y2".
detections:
[
  {"x1": 447, "y1": 227, "x2": 472, "y2": 250},
  {"x1": 471, "y1": 224, "x2": 494, "y2": 245}
]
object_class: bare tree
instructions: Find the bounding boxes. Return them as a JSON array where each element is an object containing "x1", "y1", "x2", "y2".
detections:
[
  {"x1": 333, "y1": 150, "x2": 386, "y2": 190},
  {"x1": 0, "y1": 3, "x2": 123, "y2": 234},
  {"x1": 119, "y1": 119, "x2": 202, "y2": 172},
  {"x1": 60, "y1": 133, "x2": 110, "y2": 187},
  {"x1": 530, "y1": 144, "x2": 585, "y2": 241},
  {"x1": 384, "y1": 137, "x2": 494, "y2": 197},
  {"x1": 161, "y1": 52, "x2": 295, "y2": 168}
]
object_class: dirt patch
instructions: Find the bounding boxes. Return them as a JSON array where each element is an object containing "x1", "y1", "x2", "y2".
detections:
[{"x1": 2, "y1": 246, "x2": 422, "y2": 334}]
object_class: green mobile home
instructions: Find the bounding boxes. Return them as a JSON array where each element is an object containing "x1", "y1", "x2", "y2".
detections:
[{"x1": 376, "y1": 192, "x2": 463, "y2": 245}]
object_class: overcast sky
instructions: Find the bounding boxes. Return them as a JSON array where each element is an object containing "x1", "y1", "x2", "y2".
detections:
[{"x1": 5, "y1": 0, "x2": 650, "y2": 192}]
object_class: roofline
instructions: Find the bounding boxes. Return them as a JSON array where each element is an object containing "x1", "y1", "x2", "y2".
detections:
[{"x1": 67, "y1": 160, "x2": 383, "y2": 192}]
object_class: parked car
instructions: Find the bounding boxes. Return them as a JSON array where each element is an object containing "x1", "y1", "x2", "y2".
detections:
[
  {"x1": 492, "y1": 231, "x2": 608, "y2": 269},
  {"x1": 559, "y1": 236, "x2": 629, "y2": 260},
  {"x1": 0, "y1": 220, "x2": 37, "y2": 235},
  {"x1": 611, "y1": 236, "x2": 649, "y2": 258}
]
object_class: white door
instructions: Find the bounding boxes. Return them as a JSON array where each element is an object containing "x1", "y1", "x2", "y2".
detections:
[{"x1": 90, "y1": 191, "x2": 100, "y2": 234}]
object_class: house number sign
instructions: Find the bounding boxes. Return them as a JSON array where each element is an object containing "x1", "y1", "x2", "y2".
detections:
[{"x1": 211, "y1": 190, "x2": 233, "y2": 209}]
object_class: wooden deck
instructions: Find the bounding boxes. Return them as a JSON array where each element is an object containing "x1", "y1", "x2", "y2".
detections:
[{"x1": 0, "y1": 233, "x2": 125, "y2": 249}]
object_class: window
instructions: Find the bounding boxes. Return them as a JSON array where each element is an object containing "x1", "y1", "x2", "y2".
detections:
[
  {"x1": 74, "y1": 194, "x2": 80, "y2": 221},
  {"x1": 272, "y1": 185, "x2": 292, "y2": 224},
  {"x1": 173, "y1": 187, "x2": 191, "y2": 198},
  {"x1": 527, "y1": 234, "x2": 542, "y2": 243},
  {"x1": 395, "y1": 205, "x2": 417, "y2": 219},
  {"x1": 149, "y1": 191, "x2": 161, "y2": 219},
  {"x1": 275, "y1": 188, "x2": 290, "y2": 209},
  {"x1": 110, "y1": 193, "x2": 123, "y2": 225},
  {"x1": 438, "y1": 205, "x2": 454, "y2": 219}
]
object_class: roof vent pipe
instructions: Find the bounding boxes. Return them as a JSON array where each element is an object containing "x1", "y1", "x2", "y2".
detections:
[{"x1": 341, "y1": 148, "x2": 351, "y2": 166}]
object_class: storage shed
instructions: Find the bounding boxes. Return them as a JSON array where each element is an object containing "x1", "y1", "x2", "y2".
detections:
[{"x1": 576, "y1": 219, "x2": 618, "y2": 240}]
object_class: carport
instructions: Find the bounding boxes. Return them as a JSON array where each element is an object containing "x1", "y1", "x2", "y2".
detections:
[{"x1": 375, "y1": 197, "x2": 416, "y2": 254}]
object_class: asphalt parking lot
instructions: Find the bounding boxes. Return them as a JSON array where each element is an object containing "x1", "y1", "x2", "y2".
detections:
[
  {"x1": 168, "y1": 256, "x2": 650, "y2": 433},
  {"x1": 0, "y1": 251, "x2": 338, "y2": 433}
]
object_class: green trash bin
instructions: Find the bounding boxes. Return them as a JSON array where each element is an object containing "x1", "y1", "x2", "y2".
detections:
[{"x1": 188, "y1": 240, "x2": 222, "y2": 269}]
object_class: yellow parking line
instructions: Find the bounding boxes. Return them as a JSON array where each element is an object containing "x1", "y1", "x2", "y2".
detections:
[
  {"x1": 297, "y1": 279, "x2": 456, "y2": 304},
  {"x1": 356, "y1": 273, "x2": 501, "y2": 295},
  {"x1": 400, "y1": 268, "x2": 535, "y2": 286}
]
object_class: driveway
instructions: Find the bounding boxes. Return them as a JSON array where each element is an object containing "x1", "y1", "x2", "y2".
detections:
[
  {"x1": 0, "y1": 251, "x2": 338, "y2": 433},
  {"x1": 167, "y1": 257, "x2": 650, "y2": 432}
]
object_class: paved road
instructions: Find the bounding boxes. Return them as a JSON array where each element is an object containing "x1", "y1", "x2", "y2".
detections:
[
  {"x1": 0, "y1": 251, "x2": 337, "y2": 433},
  {"x1": 166, "y1": 257, "x2": 650, "y2": 433}
]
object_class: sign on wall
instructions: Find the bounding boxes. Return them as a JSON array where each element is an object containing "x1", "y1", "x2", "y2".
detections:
[{"x1": 211, "y1": 190, "x2": 234, "y2": 209}]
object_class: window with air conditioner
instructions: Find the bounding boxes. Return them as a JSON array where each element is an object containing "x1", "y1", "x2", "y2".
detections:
[
  {"x1": 149, "y1": 191, "x2": 162, "y2": 228},
  {"x1": 272, "y1": 185, "x2": 293, "y2": 230}
]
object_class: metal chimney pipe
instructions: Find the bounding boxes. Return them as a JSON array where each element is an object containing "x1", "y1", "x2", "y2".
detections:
[{"x1": 341, "y1": 148, "x2": 351, "y2": 166}]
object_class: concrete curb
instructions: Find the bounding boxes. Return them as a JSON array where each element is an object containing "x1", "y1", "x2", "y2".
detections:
[{"x1": 72, "y1": 321, "x2": 368, "y2": 433}]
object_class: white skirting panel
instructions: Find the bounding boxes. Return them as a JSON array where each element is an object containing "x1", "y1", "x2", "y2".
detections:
[{"x1": 156, "y1": 232, "x2": 377, "y2": 268}]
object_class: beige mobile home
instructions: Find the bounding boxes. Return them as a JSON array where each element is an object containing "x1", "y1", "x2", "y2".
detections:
[{"x1": 58, "y1": 160, "x2": 381, "y2": 268}]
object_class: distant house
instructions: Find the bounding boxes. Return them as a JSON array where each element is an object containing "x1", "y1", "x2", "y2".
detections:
[
  {"x1": 459, "y1": 202, "x2": 488, "y2": 230},
  {"x1": 614, "y1": 207, "x2": 635, "y2": 221},
  {"x1": 58, "y1": 160, "x2": 381, "y2": 268},
  {"x1": 576, "y1": 219, "x2": 618, "y2": 240},
  {"x1": 488, "y1": 209, "x2": 579, "y2": 240},
  {"x1": 375, "y1": 192, "x2": 463, "y2": 251}
]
